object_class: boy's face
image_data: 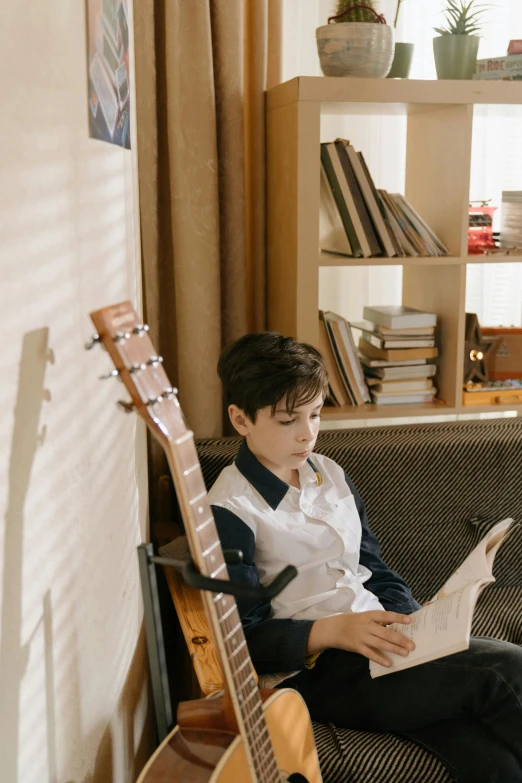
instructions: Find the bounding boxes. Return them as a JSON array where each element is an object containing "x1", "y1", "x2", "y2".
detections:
[{"x1": 229, "y1": 393, "x2": 324, "y2": 483}]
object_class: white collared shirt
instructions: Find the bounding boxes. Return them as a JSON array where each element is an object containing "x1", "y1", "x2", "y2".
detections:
[{"x1": 208, "y1": 451, "x2": 384, "y2": 621}]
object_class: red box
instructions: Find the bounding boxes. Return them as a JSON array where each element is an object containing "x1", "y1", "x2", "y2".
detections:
[{"x1": 507, "y1": 40, "x2": 522, "y2": 55}]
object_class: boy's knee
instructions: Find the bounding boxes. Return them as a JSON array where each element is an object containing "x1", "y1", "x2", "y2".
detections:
[{"x1": 470, "y1": 637, "x2": 522, "y2": 682}]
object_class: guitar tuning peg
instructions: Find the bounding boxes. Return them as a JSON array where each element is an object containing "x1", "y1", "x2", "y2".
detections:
[
  {"x1": 99, "y1": 369, "x2": 120, "y2": 380},
  {"x1": 162, "y1": 387, "x2": 178, "y2": 398},
  {"x1": 114, "y1": 331, "x2": 131, "y2": 343},
  {"x1": 147, "y1": 396, "x2": 163, "y2": 407},
  {"x1": 132, "y1": 324, "x2": 150, "y2": 336},
  {"x1": 117, "y1": 400, "x2": 135, "y2": 414},
  {"x1": 147, "y1": 355, "x2": 163, "y2": 367},
  {"x1": 85, "y1": 333, "x2": 101, "y2": 350},
  {"x1": 129, "y1": 363, "x2": 147, "y2": 374}
]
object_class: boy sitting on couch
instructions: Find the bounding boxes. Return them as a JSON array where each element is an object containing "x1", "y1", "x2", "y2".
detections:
[{"x1": 207, "y1": 331, "x2": 522, "y2": 783}]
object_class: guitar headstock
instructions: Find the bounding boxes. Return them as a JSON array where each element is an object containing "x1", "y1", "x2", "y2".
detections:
[{"x1": 88, "y1": 301, "x2": 189, "y2": 448}]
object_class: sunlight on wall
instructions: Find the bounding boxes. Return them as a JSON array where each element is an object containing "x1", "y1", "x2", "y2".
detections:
[{"x1": 0, "y1": 2, "x2": 151, "y2": 782}]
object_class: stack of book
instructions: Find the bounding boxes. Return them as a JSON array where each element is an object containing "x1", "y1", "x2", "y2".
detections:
[
  {"x1": 320, "y1": 139, "x2": 449, "y2": 259},
  {"x1": 500, "y1": 191, "x2": 522, "y2": 249},
  {"x1": 319, "y1": 310, "x2": 371, "y2": 407},
  {"x1": 474, "y1": 55, "x2": 522, "y2": 81},
  {"x1": 352, "y1": 306, "x2": 439, "y2": 406}
]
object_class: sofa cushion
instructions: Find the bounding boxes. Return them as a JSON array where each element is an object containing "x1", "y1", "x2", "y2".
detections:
[{"x1": 312, "y1": 722, "x2": 453, "y2": 783}]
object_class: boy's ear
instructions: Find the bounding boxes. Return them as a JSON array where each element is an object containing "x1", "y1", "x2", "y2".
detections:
[{"x1": 228, "y1": 404, "x2": 251, "y2": 436}]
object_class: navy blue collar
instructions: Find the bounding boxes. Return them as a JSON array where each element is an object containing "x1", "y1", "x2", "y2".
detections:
[{"x1": 234, "y1": 439, "x2": 322, "y2": 510}]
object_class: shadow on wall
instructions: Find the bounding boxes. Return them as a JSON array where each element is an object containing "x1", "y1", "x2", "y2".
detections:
[
  {"x1": 0, "y1": 329, "x2": 152, "y2": 782},
  {"x1": 0, "y1": 328, "x2": 53, "y2": 781},
  {"x1": 79, "y1": 626, "x2": 153, "y2": 783}
]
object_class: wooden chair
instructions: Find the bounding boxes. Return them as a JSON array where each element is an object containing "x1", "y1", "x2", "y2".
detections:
[{"x1": 158, "y1": 534, "x2": 233, "y2": 696}]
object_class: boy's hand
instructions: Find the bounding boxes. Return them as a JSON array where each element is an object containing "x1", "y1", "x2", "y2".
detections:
[{"x1": 306, "y1": 611, "x2": 415, "y2": 668}]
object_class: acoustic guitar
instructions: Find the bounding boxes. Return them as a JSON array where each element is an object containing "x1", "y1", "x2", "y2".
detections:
[{"x1": 89, "y1": 302, "x2": 323, "y2": 783}]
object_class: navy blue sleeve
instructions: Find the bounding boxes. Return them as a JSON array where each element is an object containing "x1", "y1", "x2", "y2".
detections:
[
  {"x1": 211, "y1": 504, "x2": 314, "y2": 673},
  {"x1": 345, "y1": 475, "x2": 422, "y2": 614}
]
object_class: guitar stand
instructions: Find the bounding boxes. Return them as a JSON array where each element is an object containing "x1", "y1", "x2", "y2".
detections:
[{"x1": 137, "y1": 542, "x2": 297, "y2": 742}]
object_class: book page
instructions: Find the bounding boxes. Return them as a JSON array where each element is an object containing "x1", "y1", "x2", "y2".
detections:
[
  {"x1": 370, "y1": 580, "x2": 489, "y2": 678},
  {"x1": 429, "y1": 518, "x2": 513, "y2": 603}
]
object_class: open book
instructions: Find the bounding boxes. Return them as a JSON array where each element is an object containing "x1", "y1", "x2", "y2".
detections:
[{"x1": 370, "y1": 517, "x2": 515, "y2": 678}]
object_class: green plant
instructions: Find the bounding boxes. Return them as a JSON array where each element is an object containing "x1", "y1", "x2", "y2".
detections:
[
  {"x1": 333, "y1": 0, "x2": 380, "y2": 24},
  {"x1": 434, "y1": 0, "x2": 488, "y2": 36}
]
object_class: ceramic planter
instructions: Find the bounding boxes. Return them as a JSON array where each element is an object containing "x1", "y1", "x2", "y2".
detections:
[
  {"x1": 433, "y1": 34, "x2": 480, "y2": 80},
  {"x1": 387, "y1": 42, "x2": 414, "y2": 79},
  {"x1": 316, "y1": 22, "x2": 395, "y2": 78}
]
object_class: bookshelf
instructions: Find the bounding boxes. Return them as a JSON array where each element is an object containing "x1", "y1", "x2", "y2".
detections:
[{"x1": 266, "y1": 76, "x2": 522, "y2": 422}]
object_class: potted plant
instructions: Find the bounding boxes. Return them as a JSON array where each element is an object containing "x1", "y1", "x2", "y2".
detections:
[
  {"x1": 387, "y1": 0, "x2": 415, "y2": 79},
  {"x1": 433, "y1": 0, "x2": 488, "y2": 80},
  {"x1": 316, "y1": 1, "x2": 395, "y2": 78}
]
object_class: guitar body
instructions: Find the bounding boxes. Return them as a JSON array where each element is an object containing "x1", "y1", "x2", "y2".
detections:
[{"x1": 137, "y1": 688, "x2": 321, "y2": 782}]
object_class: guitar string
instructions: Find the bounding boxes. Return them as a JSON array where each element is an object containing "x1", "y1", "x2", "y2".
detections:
[
  {"x1": 219, "y1": 596, "x2": 281, "y2": 781},
  {"x1": 202, "y1": 529, "x2": 280, "y2": 781},
  {"x1": 219, "y1": 599, "x2": 281, "y2": 781}
]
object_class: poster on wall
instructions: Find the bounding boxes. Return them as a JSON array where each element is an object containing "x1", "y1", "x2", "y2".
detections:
[{"x1": 86, "y1": 0, "x2": 131, "y2": 149}]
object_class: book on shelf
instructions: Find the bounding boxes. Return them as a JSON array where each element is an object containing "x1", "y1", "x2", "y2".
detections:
[
  {"x1": 318, "y1": 313, "x2": 352, "y2": 407},
  {"x1": 366, "y1": 377, "x2": 435, "y2": 393},
  {"x1": 500, "y1": 191, "x2": 522, "y2": 249},
  {"x1": 378, "y1": 192, "x2": 416, "y2": 256},
  {"x1": 320, "y1": 144, "x2": 363, "y2": 257},
  {"x1": 350, "y1": 320, "x2": 435, "y2": 338},
  {"x1": 354, "y1": 151, "x2": 403, "y2": 258},
  {"x1": 337, "y1": 144, "x2": 398, "y2": 257},
  {"x1": 334, "y1": 140, "x2": 383, "y2": 257},
  {"x1": 359, "y1": 354, "x2": 430, "y2": 369},
  {"x1": 323, "y1": 311, "x2": 370, "y2": 405},
  {"x1": 370, "y1": 518, "x2": 516, "y2": 678},
  {"x1": 363, "y1": 305, "x2": 437, "y2": 330},
  {"x1": 351, "y1": 324, "x2": 435, "y2": 350},
  {"x1": 326, "y1": 142, "x2": 373, "y2": 257},
  {"x1": 359, "y1": 338, "x2": 438, "y2": 363},
  {"x1": 370, "y1": 388, "x2": 436, "y2": 405},
  {"x1": 381, "y1": 191, "x2": 428, "y2": 256},
  {"x1": 392, "y1": 194, "x2": 449, "y2": 257},
  {"x1": 363, "y1": 363, "x2": 437, "y2": 381},
  {"x1": 319, "y1": 164, "x2": 353, "y2": 256},
  {"x1": 474, "y1": 54, "x2": 522, "y2": 79},
  {"x1": 380, "y1": 192, "x2": 449, "y2": 257}
]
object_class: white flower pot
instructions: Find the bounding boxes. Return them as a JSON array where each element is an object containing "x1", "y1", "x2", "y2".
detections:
[{"x1": 316, "y1": 22, "x2": 395, "y2": 78}]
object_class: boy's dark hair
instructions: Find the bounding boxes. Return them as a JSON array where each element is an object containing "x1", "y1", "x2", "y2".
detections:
[{"x1": 218, "y1": 332, "x2": 329, "y2": 422}]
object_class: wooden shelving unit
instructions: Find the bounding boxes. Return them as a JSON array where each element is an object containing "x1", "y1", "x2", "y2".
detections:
[{"x1": 266, "y1": 77, "x2": 522, "y2": 422}]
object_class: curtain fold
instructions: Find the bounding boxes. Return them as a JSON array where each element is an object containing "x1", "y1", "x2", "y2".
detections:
[{"x1": 134, "y1": 0, "x2": 282, "y2": 441}]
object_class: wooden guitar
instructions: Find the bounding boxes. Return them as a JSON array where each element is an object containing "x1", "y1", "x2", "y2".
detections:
[{"x1": 89, "y1": 302, "x2": 323, "y2": 783}]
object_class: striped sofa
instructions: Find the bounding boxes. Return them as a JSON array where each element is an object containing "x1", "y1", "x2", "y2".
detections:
[{"x1": 192, "y1": 417, "x2": 522, "y2": 783}]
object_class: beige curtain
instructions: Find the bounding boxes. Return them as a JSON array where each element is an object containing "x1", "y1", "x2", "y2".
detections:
[{"x1": 133, "y1": 0, "x2": 282, "y2": 442}]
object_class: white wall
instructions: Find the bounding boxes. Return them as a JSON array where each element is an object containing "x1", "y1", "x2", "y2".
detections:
[{"x1": 0, "y1": 3, "x2": 151, "y2": 782}]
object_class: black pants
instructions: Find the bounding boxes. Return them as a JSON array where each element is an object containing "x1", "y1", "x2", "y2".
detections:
[{"x1": 281, "y1": 637, "x2": 522, "y2": 783}]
